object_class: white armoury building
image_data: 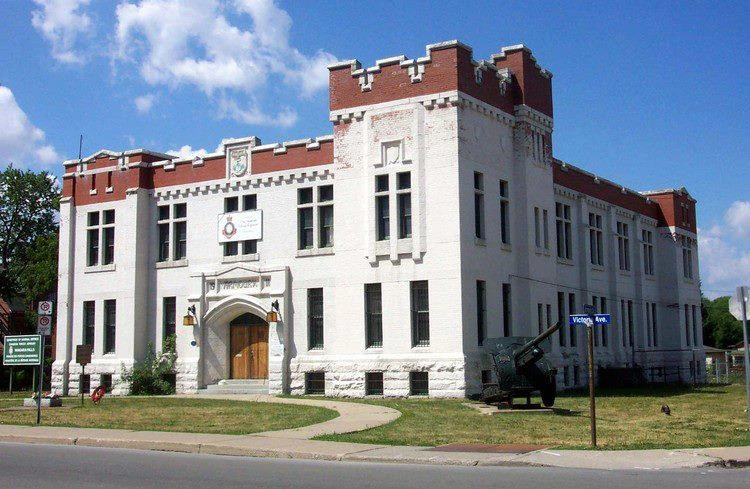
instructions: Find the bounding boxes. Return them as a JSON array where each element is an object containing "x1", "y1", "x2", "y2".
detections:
[{"x1": 53, "y1": 41, "x2": 704, "y2": 397}]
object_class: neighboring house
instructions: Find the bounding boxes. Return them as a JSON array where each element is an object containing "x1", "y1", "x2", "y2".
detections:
[
  {"x1": 729, "y1": 342, "x2": 746, "y2": 371},
  {"x1": 52, "y1": 40, "x2": 703, "y2": 397},
  {"x1": 703, "y1": 345, "x2": 728, "y2": 366}
]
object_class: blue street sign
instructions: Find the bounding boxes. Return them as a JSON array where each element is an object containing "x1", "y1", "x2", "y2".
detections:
[{"x1": 569, "y1": 314, "x2": 611, "y2": 326}]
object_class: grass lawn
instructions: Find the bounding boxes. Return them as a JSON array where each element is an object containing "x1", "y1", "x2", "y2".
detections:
[
  {"x1": 0, "y1": 396, "x2": 337, "y2": 435},
  {"x1": 0, "y1": 391, "x2": 35, "y2": 409},
  {"x1": 317, "y1": 383, "x2": 750, "y2": 450}
]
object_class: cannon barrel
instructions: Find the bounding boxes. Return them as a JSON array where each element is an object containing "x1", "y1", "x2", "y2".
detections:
[{"x1": 514, "y1": 320, "x2": 563, "y2": 363}]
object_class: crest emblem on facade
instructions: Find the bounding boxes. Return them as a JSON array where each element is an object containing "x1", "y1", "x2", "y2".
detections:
[
  {"x1": 222, "y1": 216, "x2": 237, "y2": 239},
  {"x1": 229, "y1": 148, "x2": 249, "y2": 177}
]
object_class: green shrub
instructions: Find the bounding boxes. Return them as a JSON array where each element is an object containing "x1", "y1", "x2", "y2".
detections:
[{"x1": 121, "y1": 335, "x2": 177, "y2": 395}]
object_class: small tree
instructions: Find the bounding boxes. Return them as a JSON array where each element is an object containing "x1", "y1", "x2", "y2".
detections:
[{"x1": 121, "y1": 335, "x2": 178, "y2": 395}]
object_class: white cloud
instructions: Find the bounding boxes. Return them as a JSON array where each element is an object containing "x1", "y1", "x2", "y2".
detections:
[
  {"x1": 166, "y1": 145, "x2": 210, "y2": 160},
  {"x1": 699, "y1": 217, "x2": 750, "y2": 298},
  {"x1": 31, "y1": 0, "x2": 92, "y2": 64},
  {"x1": 725, "y1": 201, "x2": 750, "y2": 239},
  {"x1": 113, "y1": 0, "x2": 336, "y2": 126},
  {"x1": 0, "y1": 86, "x2": 61, "y2": 169},
  {"x1": 134, "y1": 93, "x2": 156, "y2": 113}
]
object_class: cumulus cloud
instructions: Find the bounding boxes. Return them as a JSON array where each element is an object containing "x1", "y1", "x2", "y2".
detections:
[
  {"x1": 113, "y1": 0, "x2": 336, "y2": 126},
  {"x1": 31, "y1": 0, "x2": 92, "y2": 64},
  {"x1": 0, "y1": 86, "x2": 61, "y2": 169},
  {"x1": 166, "y1": 145, "x2": 210, "y2": 160},
  {"x1": 134, "y1": 93, "x2": 156, "y2": 113},
  {"x1": 725, "y1": 201, "x2": 750, "y2": 240},
  {"x1": 699, "y1": 207, "x2": 750, "y2": 298}
]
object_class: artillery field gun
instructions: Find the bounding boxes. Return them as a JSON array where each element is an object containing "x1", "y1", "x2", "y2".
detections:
[{"x1": 482, "y1": 321, "x2": 563, "y2": 408}]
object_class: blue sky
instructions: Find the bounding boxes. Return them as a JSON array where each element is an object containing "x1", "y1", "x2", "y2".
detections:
[{"x1": 1, "y1": 1, "x2": 748, "y2": 296}]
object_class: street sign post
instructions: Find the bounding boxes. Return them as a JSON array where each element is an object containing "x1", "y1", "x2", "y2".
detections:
[
  {"x1": 570, "y1": 309, "x2": 612, "y2": 447},
  {"x1": 729, "y1": 286, "x2": 750, "y2": 422},
  {"x1": 76, "y1": 345, "x2": 93, "y2": 407},
  {"x1": 3, "y1": 334, "x2": 44, "y2": 424},
  {"x1": 37, "y1": 315, "x2": 52, "y2": 336}
]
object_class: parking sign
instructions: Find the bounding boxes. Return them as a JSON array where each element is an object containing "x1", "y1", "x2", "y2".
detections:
[
  {"x1": 37, "y1": 315, "x2": 52, "y2": 336},
  {"x1": 37, "y1": 301, "x2": 53, "y2": 315}
]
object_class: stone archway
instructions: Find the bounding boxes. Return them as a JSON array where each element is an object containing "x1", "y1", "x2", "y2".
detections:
[{"x1": 202, "y1": 294, "x2": 271, "y2": 386}]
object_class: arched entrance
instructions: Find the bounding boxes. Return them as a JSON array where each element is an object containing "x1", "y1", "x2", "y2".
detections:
[{"x1": 229, "y1": 313, "x2": 269, "y2": 379}]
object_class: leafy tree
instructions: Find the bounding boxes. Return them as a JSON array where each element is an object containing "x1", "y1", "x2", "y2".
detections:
[
  {"x1": 701, "y1": 296, "x2": 743, "y2": 349},
  {"x1": 121, "y1": 335, "x2": 178, "y2": 395},
  {"x1": 0, "y1": 166, "x2": 59, "y2": 300}
]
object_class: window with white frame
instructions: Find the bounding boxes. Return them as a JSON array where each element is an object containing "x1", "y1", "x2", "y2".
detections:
[
  {"x1": 157, "y1": 203, "x2": 187, "y2": 262},
  {"x1": 319, "y1": 186, "x2": 334, "y2": 247},
  {"x1": 308, "y1": 288, "x2": 324, "y2": 350},
  {"x1": 365, "y1": 284, "x2": 383, "y2": 348},
  {"x1": 104, "y1": 299, "x2": 116, "y2": 354},
  {"x1": 616, "y1": 221, "x2": 630, "y2": 271},
  {"x1": 642, "y1": 229, "x2": 654, "y2": 275},
  {"x1": 684, "y1": 304, "x2": 692, "y2": 346},
  {"x1": 592, "y1": 296, "x2": 608, "y2": 347},
  {"x1": 534, "y1": 207, "x2": 549, "y2": 250},
  {"x1": 682, "y1": 236, "x2": 694, "y2": 279},
  {"x1": 502, "y1": 283, "x2": 512, "y2": 337},
  {"x1": 410, "y1": 281, "x2": 429, "y2": 347},
  {"x1": 375, "y1": 175, "x2": 389, "y2": 241},
  {"x1": 588, "y1": 212, "x2": 604, "y2": 266},
  {"x1": 645, "y1": 301, "x2": 658, "y2": 348},
  {"x1": 397, "y1": 172, "x2": 412, "y2": 239},
  {"x1": 477, "y1": 280, "x2": 486, "y2": 345},
  {"x1": 298, "y1": 188, "x2": 314, "y2": 250},
  {"x1": 86, "y1": 209, "x2": 115, "y2": 266},
  {"x1": 556, "y1": 202, "x2": 572, "y2": 260},
  {"x1": 499, "y1": 180, "x2": 510, "y2": 244},
  {"x1": 297, "y1": 185, "x2": 334, "y2": 251},
  {"x1": 223, "y1": 194, "x2": 258, "y2": 257},
  {"x1": 691, "y1": 304, "x2": 699, "y2": 347},
  {"x1": 568, "y1": 293, "x2": 577, "y2": 347},
  {"x1": 474, "y1": 172, "x2": 485, "y2": 239},
  {"x1": 620, "y1": 299, "x2": 630, "y2": 348}
]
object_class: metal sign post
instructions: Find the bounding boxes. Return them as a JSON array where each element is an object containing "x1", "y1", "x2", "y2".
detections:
[
  {"x1": 2, "y1": 335, "x2": 43, "y2": 422},
  {"x1": 36, "y1": 335, "x2": 45, "y2": 425},
  {"x1": 76, "y1": 345, "x2": 93, "y2": 407},
  {"x1": 729, "y1": 286, "x2": 750, "y2": 421},
  {"x1": 571, "y1": 308, "x2": 612, "y2": 448}
]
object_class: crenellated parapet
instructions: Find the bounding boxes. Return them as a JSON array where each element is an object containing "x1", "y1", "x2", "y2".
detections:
[{"x1": 328, "y1": 40, "x2": 553, "y2": 118}]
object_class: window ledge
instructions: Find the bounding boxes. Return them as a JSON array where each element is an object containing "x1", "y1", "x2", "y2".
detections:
[
  {"x1": 84, "y1": 263, "x2": 116, "y2": 274},
  {"x1": 222, "y1": 253, "x2": 259, "y2": 264},
  {"x1": 365, "y1": 347, "x2": 383, "y2": 352},
  {"x1": 619, "y1": 270, "x2": 632, "y2": 277},
  {"x1": 590, "y1": 264, "x2": 605, "y2": 272},
  {"x1": 89, "y1": 189, "x2": 97, "y2": 196},
  {"x1": 411, "y1": 345, "x2": 431, "y2": 351},
  {"x1": 307, "y1": 348, "x2": 325, "y2": 354},
  {"x1": 556, "y1": 257, "x2": 574, "y2": 266},
  {"x1": 644, "y1": 275, "x2": 656, "y2": 281},
  {"x1": 500, "y1": 243, "x2": 512, "y2": 253},
  {"x1": 105, "y1": 186, "x2": 114, "y2": 194},
  {"x1": 156, "y1": 259, "x2": 189, "y2": 269},
  {"x1": 683, "y1": 277, "x2": 696, "y2": 285},
  {"x1": 474, "y1": 237, "x2": 486, "y2": 247},
  {"x1": 296, "y1": 247, "x2": 335, "y2": 258},
  {"x1": 535, "y1": 247, "x2": 551, "y2": 256}
]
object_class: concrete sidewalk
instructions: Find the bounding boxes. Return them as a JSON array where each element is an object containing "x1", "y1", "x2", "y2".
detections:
[{"x1": 0, "y1": 424, "x2": 748, "y2": 470}]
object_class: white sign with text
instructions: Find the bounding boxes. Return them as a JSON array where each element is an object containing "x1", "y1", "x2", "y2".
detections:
[{"x1": 217, "y1": 210, "x2": 263, "y2": 243}]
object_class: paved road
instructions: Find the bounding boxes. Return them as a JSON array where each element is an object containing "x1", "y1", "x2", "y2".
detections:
[{"x1": 0, "y1": 443, "x2": 747, "y2": 489}]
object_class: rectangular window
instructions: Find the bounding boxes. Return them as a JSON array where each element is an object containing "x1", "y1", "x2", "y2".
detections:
[
  {"x1": 223, "y1": 197, "x2": 239, "y2": 257},
  {"x1": 298, "y1": 187, "x2": 313, "y2": 205},
  {"x1": 319, "y1": 205, "x2": 334, "y2": 248},
  {"x1": 305, "y1": 372, "x2": 325, "y2": 395},
  {"x1": 651, "y1": 303, "x2": 658, "y2": 347},
  {"x1": 365, "y1": 371, "x2": 384, "y2": 396},
  {"x1": 104, "y1": 299, "x2": 116, "y2": 354},
  {"x1": 87, "y1": 228, "x2": 99, "y2": 266},
  {"x1": 543, "y1": 209, "x2": 549, "y2": 249},
  {"x1": 563, "y1": 366, "x2": 570, "y2": 386},
  {"x1": 682, "y1": 237, "x2": 694, "y2": 279},
  {"x1": 502, "y1": 283, "x2": 511, "y2": 337},
  {"x1": 592, "y1": 296, "x2": 600, "y2": 347},
  {"x1": 318, "y1": 185, "x2": 334, "y2": 248},
  {"x1": 481, "y1": 370, "x2": 492, "y2": 384},
  {"x1": 102, "y1": 227, "x2": 115, "y2": 265},
  {"x1": 365, "y1": 284, "x2": 383, "y2": 348},
  {"x1": 568, "y1": 293, "x2": 577, "y2": 347},
  {"x1": 477, "y1": 280, "x2": 486, "y2": 345},
  {"x1": 375, "y1": 175, "x2": 389, "y2": 241},
  {"x1": 411, "y1": 281, "x2": 429, "y2": 347},
  {"x1": 617, "y1": 221, "x2": 630, "y2": 271},
  {"x1": 685, "y1": 304, "x2": 691, "y2": 346},
  {"x1": 589, "y1": 212, "x2": 604, "y2": 266},
  {"x1": 573, "y1": 366, "x2": 580, "y2": 386},
  {"x1": 163, "y1": 297, "x2": 176, "y2": 339},
  {"x1": 499, "y1": 180, "x2": 510, "y2": 244},
  {"x1": 86, "y1": 210, "x2": 115, "y2": 267},
  {"x1": 174, "y1": 221, "x2": 187, "y2": 260},
  {"x1": 556, "y1": 203, "x2": 572, "y2": 260},
  {"x1": 537, "y1": 303, "x2": 544, "y2": 335},
  {"x1": 534, "y1": 207, "x2": 541, "y2": 248},
  {"x1": 557, "y1": 292, "x2": 566, "y2": 347},
  {"x1": 308, "y1": 288, "x2": 324, "y2": 350},
  {"x1": 621, "y1": 300, "x2": 629, "y2": 347},
  {"x1": 600, "y1": 297, "x2": 608, "y2": 347},
  {"x1": 397, "y1": 172, "x2": 412, "y2": 239},
  {"x1": 474, "y1": 172, "x2": 485, "y2": 239},
  {"x1": 642, "y1": 230, "x2": 654, "y2": 275},
  {"x1": 83, "y1": 301, "x2": 95, "y2": 346},
  {"x1": 158, "y1": 223, "x2": 170, "y2": 261},
  {"x1": 692, "y1": 305, "x2": 698, "y2": 348},
  {"x1": 627, "y1": 300, "x2": 634, "y2": 349},
  {"x1": 158, "y1": 203, "x2": 186, "y2": 261},
  {"x1": 409, "y1": 371, "x2": 428, "y2": 396},
  {"x1": 298, "y1": 207, "x2": 313, "y2": 249},
  {"x1": 100, "y1": 373, "x2": 112, "y2": 392}
]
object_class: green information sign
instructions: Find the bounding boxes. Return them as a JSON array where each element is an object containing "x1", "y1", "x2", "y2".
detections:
[{"x1": 2, "y1": 335, "x2": 43, "y2": 366}]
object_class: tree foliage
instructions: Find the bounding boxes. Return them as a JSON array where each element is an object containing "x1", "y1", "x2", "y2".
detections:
[
  {"x1": 701, "y1": 296, "x2": 743, "y2": 349},
  {"x1": 0, "y1": 166, "x2": 60, "y2": 299},
  {"x1": 121, "y1": 335, "x2": 178, "y2": 395}
]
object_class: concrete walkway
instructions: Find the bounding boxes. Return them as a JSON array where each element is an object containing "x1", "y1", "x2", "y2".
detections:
[{"x1": 172, "y1": 394, "x2": 401, "y2": 439}]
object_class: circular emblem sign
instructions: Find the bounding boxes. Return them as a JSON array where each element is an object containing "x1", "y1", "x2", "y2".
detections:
[
  {"x1": 222, "y1": 216, "x2": 237, "y2": 239},
  {"x1": 230, "y1": 149, "x2": 248, "y2": 177}
]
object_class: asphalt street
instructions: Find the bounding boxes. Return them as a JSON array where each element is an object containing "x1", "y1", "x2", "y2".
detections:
[{"x1": 0, "y1": 442, "x2": 747, "y2": 489}]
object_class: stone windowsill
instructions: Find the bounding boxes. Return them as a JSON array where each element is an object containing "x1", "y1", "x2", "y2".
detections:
[
  {"x1": 364, "y1": 347, "x2": 384, "y2": 353},
  {"x1": 295, "y1": 247, "x2": 335, "y2": 258},
  {"x1": 84, "y1": 263, "x2": 116, "y2": 274},
  {"x1": 534, "y1": 247, "x2": 550, "y2": 256},
  {"x1": 306, "y1": 348, "x2": 325, "y2": 355},
  {"x1": 590, "y1": 264, "x2": 605, "y2": 272},
  {"x1": 474, "y1": 237, "x2": 486, "y2": 247},
  {"x1": 557, "y1": 257, "x2": 574, "y2": 267},
  {"x1": 500, "y1": 243, "x2": 512, "y2": 253},
  {"x1": 156, "y1": 259, "x2": 189, "y2": 269},
  {"x1": 644, "y1": 274, "x2": 657, "y2": 282},
  {"x1": 222, "y1": 253, "x2": 259, "y2": 264},
  {"x1": 619, "y1": 269, "x2": 632, "y2": 277}
]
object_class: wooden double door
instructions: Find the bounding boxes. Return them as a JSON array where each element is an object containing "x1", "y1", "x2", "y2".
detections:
[{"x1": 229, "y1": 313, "x2": 269, "y2": 379}]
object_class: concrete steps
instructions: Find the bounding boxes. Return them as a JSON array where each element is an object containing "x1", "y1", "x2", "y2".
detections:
[{"x1": 198, "y1": 379, "x2": 269, "y2": 395}]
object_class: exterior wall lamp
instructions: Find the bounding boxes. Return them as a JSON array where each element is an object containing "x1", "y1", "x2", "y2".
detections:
[
  {"x1": 183, "y1": 305, "x2": 197, "y2": 326},
  {"x1": 266, "y1": 300, "x2": 280, "y2": 323}
]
